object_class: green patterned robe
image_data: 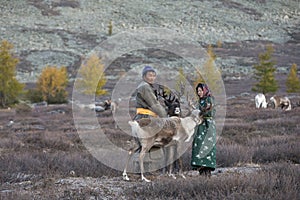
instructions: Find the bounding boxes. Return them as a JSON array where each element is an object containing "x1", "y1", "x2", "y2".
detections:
[{"x1": 191, "y1": 96, "x2": 216, "y2": 170}]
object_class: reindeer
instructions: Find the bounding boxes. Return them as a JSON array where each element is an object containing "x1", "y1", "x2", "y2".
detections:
[
  {"x1": 122, "y1": 109, "x2": 203, "y2": 182},
  {"x1": 104, "y1": 99, "x2": 119, "y2": 127},
  {"x1": 270, "y1": 95, "x2": 291, "y2": 111},
  {"x1": 255, "y1": 93, "x2": 267, "y2": 108},
  {"x1": 154, "y1": 84, "x2": 184, "y2": 178},
  {"x1": 159, "y1": 98, "x2": 183, "y2": 178}
]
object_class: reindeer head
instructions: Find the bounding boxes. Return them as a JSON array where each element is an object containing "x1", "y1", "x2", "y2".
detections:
[{"x1": 165, "y1": 99, "x2": 181, "y2": 117}]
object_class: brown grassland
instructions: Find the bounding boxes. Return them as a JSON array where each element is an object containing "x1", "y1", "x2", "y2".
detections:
[{"x1": 0, "y1": 85, "x2": 299, "y2": 199}]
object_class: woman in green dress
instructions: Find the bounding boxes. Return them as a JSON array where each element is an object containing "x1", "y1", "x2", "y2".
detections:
[{"x1": 191, "y1": 83, "x2": 216, "y2": 176}]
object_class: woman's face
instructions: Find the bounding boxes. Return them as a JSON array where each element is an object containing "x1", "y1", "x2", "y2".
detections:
[
  {"x1": 197, "y1": 87, "x2": 204, "y2": 98},
  {"x1": 144, "y1": 71, "x2": 156, "y2": 84}
]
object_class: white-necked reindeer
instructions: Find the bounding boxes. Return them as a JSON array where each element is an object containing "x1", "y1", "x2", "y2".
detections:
[{"x1": 255, "y1": 93, "x2": 267, "y2": 108}]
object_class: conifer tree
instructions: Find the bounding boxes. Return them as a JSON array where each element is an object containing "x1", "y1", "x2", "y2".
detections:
[
  {"x1": 286, "y1": 63, "x2": 300, "y2": 93},
  {"x1": 252, "y1": 44, "x2": 278, "y2": 94},
  {"x1": 37, "y1": 66, "x2": 68, "y2": 103},
  {"x1": 76, "y1": 54, "x2": 107, "y2": 96},
  {"x1": 108, "y1": 20, "x2": 113, "y2": 36},
  {"x1": 0, "y1": 40, "x2": 24, "y2": 107},
  {"x1": 194, "y1": 45, "x2": 222, "y2": 93}
]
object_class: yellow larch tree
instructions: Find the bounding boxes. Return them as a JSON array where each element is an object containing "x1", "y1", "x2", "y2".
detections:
[
  {"x1": 194, "y1": 45, "x2": 222, "y2": 93},
  {"x1": 37, "y1": 66, "x2": 68, "y2": 103},
  {"x1": 286, "y1": 63, "x2": 300, "y2": 93},
  {"x1": 0, "y1": 40, "x2": 24, "y2": 107},
  {"x1": 76, "y1": 54, "x2": 107, "y2": 96}
]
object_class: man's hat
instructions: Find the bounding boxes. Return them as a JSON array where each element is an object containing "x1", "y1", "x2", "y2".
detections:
[{"x1": 142, "y1": 66, "x2": 156, "y2": 77}]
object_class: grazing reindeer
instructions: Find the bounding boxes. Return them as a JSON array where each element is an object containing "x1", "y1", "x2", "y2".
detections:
[
  {"x1": 110, "y1": 100, "x2": 118, "y2": 115},
  {"x1": 104, "y1": 99, "x2": 119, "y2": 126},
  {"x1": 123, "y1": 109, "x2": 203, "y2": 182},
  {"x1": 270, "y1": 95, "x2": 291, "y2": 111},
  {"x1": 104, "y1": 99, "x2": 116, "y2": 111},
  {"x1": 110, "y1": 100, "x2": 119, "y2": 128},
  {"x1": 255, "y1": 93, "x2": 267, "y2": 108}
]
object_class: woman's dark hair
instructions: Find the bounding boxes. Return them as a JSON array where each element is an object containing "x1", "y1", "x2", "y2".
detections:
[{"x1": 196, "y1": 83, "x2": 211, "y2": 97}]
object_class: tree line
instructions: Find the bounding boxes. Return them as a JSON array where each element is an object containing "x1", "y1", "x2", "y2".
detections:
[
  {"x1": 0, "y1": 40, "x2": 107, "y2": 108},
  {"x1": 192, "y1": 43, "x2": 300, "y2": 96},
  {"x1": 252, "y1": 44, "x2": 300, "y2": 94},
  {"x1": 0, "y1": 40, "x2": 299, "y2": 108}
]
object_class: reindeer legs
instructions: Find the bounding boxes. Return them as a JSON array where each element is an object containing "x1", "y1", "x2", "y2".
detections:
[
  {"x1": 122, "y1": 150, "x2": 134, "y2": 181},
  {"x1": 139, "y1": 147, "x2": 151, "y2": 182},
  {"x1": 165, "y1": 144, "x2": 177, "y2": 179},
  {"x1": 177, "y1": 157, "x2": 186, "y2": 179},
  {"x1": 123, "y1": 145, "x2": 141, "y2": 181},
  {"x1": 165, "y1": 143, "x2": 186, "y2": 179}
]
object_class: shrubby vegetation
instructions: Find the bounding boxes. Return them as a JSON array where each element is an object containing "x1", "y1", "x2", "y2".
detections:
[
  {"x1": 0, "y1": 99, "x2": 299, "y2": 199},
  {"x1": 0, "y1": 39, "x2": 299, "y2": 199}
]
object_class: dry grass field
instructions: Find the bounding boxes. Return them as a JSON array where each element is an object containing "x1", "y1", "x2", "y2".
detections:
[{"x1": 0, "y1": 83, "x2": 299, "y2": 199}]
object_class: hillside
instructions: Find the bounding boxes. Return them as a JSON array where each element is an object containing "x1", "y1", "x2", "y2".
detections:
[
  {"x1": 0, "y1": 0, "x2": 299, "y2": 84},
  {"x1": 1, "y1": 1, "x2": 300, "y2": 199}
]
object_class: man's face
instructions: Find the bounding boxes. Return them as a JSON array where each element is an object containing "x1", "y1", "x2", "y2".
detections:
[{"x1": 144, "y1": 71, "x2": 156, "y2": 84}]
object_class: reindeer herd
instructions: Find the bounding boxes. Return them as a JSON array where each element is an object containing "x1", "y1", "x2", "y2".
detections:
[{"x1": 255, "y1": 93, "x2": 295, "y2": 111}]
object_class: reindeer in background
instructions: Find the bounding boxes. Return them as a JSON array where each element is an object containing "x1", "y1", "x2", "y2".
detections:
[
  {"x1": 255, "y1": 93, "x2": 267, "y2": 109},
  {"x1": 270, "y1": 95, "x2": 291, "y2": 111}
]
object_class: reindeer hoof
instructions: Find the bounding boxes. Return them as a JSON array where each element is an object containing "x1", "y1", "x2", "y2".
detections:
[
  {"x1": 168, "y1": 173, "x2": 176, "y2": 179},
  {"x1": 141, "y1": 175, "x2": 151, "y2": 182},
  {"x1": 180, "y1": 174, "x2": 186, "y2": 179}
]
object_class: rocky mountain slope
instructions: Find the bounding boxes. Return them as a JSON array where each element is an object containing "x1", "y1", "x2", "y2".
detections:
[{"x1": 0, "y1": 0, "x2": 299, "y2": 83}]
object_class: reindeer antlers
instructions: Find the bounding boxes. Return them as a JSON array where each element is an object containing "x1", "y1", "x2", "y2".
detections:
[{"x1": 154, "y1": 84, "x2": 179, "y2": 105}]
